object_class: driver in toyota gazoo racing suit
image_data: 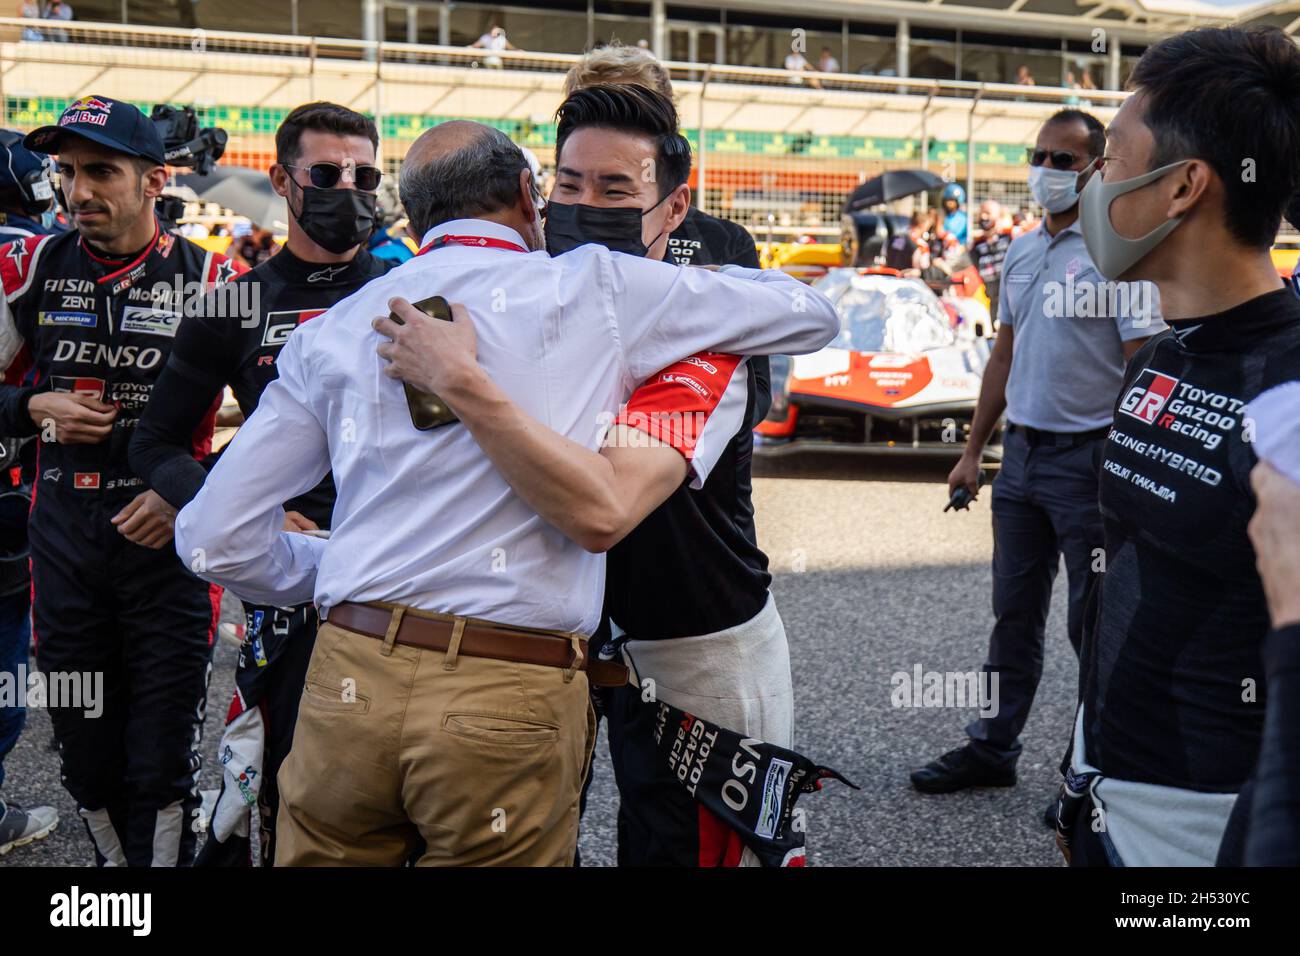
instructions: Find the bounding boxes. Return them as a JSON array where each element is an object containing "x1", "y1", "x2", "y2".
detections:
[
  {"x1": 524, "y1": 84, "x2": 800, "y2": 866},
  {"x1": 130, "y1": 102, "x2": 396, "y2": 866},
  {"x1": 0, "y1": 127, "x2": 66, "y2": 855},
  {"x1": 0, "y1": 96, "x2": 242, "y2": 866}
]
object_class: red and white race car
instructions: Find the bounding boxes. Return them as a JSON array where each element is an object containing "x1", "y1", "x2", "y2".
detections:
[{"x1": 756, "y1": 268, "x2": 1001, "y2": 459}]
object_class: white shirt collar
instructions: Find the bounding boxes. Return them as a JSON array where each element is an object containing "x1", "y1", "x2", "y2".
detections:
[{"x1": 419, "y1": 218, "x2": 530, "y2": 251}]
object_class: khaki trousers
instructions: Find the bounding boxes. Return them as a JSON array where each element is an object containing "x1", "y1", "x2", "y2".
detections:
[{"x1": 275, "y1": 612, "x2": 596, "y2": 866}]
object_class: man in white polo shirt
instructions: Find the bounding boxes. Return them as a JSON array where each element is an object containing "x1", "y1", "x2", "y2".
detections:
[
  {"x1": 174, "y1": 119, "x2": 838, "y2": 867},
  {"x1": 911, "y1": 110, "x2": 1163, "y2": 812}
]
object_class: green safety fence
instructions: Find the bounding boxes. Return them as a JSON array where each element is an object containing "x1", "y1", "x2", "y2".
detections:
[{"x1": 5, "y1": 96, "x2": 1030, "y2": 166}]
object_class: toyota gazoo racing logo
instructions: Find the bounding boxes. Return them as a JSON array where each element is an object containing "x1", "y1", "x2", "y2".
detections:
[
  {"x1": 1118, "y1": 368, "x2": 1240, "y2": 451},
  {"x1": 50, "y1": 376, "x2": 106, "y2": 401},
  {"x1": 1119, "y1": 369, "x2": 1179, "y2": 424},
  {"x1": 262, "y1": 309, "x2": 326, "y2": 347}
]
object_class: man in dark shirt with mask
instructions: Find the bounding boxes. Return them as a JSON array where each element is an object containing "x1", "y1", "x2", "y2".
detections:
[
  {"x1": 1059, "y1": 26, "x2": 1300, "y2": 866},
  {"x1": 129, "y1": 102, "x2": 394, "y2": 866}
]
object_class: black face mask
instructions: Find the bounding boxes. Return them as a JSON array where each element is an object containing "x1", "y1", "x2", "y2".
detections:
[
  {"x1": 290, "y1": 184, "x2": 378, "y2": 255},
  {"x1": 544, "y1": 195, "x2": 668, "y2": 258}
]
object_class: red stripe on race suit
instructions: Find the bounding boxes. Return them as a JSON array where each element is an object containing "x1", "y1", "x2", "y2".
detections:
[
  {"x1": 0, "y1": 234, "x2": 52, "y2": 300},
  {"x1": 698, "y1": 804, "x2": 747, "y2": 867},
  {"x1": 3, "y1": 344, "x2": 33, "y2": 385},
  {"x1": 616, "y1": 352, "x2": 744, "y2": 461},
  {"x1": 206, "y1": 582, "x2": 222, "y2": 648}
]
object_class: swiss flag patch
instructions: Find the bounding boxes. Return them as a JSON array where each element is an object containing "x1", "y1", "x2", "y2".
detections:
[{"x1": 73, "y1": 472, "x2": 101, "y2": 490}]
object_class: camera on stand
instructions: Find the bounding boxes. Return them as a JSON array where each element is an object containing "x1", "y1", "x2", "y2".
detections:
[{"x1": 151, "y1": 104, "x2": 228, "y2": 231}]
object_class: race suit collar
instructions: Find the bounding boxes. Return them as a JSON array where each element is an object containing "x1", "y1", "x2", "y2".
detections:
[
  {"x1": 79, "y1": 217, "x2": 174, "y2": 294},
  {"x1": 1166, "y1": 287, "x2": 1300, "y2": 352},
  {"x1": 267, "y1": 243, "x2": 376, "y2": 285}
]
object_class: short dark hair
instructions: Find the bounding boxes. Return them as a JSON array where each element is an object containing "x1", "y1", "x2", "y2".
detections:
[
  {"x1": 1129, "y1": 26, "x2": 1300, "y2": 248},
  {"x1": 1044, "y1": 108, "x2": 1106, "y2": 159},
  {"x1": 399, "y1": 124, "x2": 529, "y2": 238},
  {"x1": 276, "y1": 102, "x2": 380, "y2": 166},
  {"x1": 554, "y1": 84, "x2": 692, "y2": 198}
]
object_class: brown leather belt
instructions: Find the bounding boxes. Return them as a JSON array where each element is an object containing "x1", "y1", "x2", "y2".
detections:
[{"x1": 327, "y1": 602, "x2": 629, "y2": 688}]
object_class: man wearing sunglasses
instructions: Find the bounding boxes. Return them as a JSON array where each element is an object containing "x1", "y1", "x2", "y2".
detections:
[
  {"x1": 911, "y1": 109, "x2": 1163, "y2": 813},
  {"x1": 129, "y1": 101, "x2": 396, "y2": 866},
  {"x1": 1058, "y1": 26, "x2": 1300, "y2": 866}
]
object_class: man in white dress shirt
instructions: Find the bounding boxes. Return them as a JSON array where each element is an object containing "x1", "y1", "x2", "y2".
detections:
[{"x1": 174, "y1": 120, "x2": 838, "y2": 866}]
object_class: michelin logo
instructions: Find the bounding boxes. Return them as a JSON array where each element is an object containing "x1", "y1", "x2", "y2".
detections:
[{"x1": 38, "y1": 310, "x2": 97, "y2": 328}]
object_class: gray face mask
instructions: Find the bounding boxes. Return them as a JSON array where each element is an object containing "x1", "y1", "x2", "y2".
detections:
[{"x1": 1078, "y1": 159, "x2": 1189, "y2": 280}]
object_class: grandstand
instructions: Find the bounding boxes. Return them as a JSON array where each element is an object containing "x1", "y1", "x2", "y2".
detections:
[{"x1": 2, "y1": 2, "x2": 1295, "y2": 237}]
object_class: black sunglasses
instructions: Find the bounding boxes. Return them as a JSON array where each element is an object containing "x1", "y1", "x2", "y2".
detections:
[
  {"x1": 282, "y1": 161, "x2": 382, "y2": 192},
  {"x1": 1026, "y1": 148, "x2": 1081, "y2": 170}
]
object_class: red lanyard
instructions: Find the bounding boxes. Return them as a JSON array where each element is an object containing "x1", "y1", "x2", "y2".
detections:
[{"x1": 416, "y1": 233, "x2": 528, "y2": 255}]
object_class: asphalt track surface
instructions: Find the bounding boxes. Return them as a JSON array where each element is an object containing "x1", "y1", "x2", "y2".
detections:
[{"x1": 1, "y1": 454, "x2": 1074, "y2": 867}]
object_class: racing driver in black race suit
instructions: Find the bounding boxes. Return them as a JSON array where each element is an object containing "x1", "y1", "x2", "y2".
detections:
[
  {"x1": 130, "y1": 102, "x2": 394, "y2": 866},
  {"x1": 1057, "y1": 27, "x2": 1300, "y2": 866},
  {"x1": 0, "y1": 96, "x2": 241, "y2": 867}
]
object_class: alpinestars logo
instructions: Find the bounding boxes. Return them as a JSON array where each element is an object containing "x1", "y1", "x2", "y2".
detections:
[
  {"x1": 214, "y1": 258, "x2": 238, "y2": 284},
  {"x1": 1119, "y1": 369, "x2": 1179, "y2": 424},
  {"x1": 7, "y1": 239, "x2": 27, "y2": 275}
]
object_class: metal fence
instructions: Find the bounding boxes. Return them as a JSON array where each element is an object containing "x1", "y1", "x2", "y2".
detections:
[{"x1": 0, "y1": 17, "x2": 1129, "y2": 236}]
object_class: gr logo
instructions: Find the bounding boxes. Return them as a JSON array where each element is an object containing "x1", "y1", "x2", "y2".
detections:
[
  {"x1": 262, "y1": 308, "x2": 326, "y2": 346},
  {"x1": 1119, "y1": 369, "x2": 1179, "y2": 425}
]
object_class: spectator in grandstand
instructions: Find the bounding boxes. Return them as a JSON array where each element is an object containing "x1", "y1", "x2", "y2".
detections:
[
  {"x1": 784, "y1": 48, "x2": 820, "y2": 88},
  {"x1": 46, "y1": 0, "x2": 70, "y2": 42},
  {"x1": 19, "y1": 1, "x2": 44, "y2": 41},
  {"x1": 1016, "y1": 64, "x2": 1036, "y2": 86},
  {"x1": 1079, "y1": 70, "x2": 1097, "y2": 106},
  {"x1": 1060, "y1": 25, "x2": 1300, "y2": 868},
  {"x1": 969, "y1": 199, "x2": 1014, "y2": 325},
  {"x1": 911, "y1": 109, "x2": 1162, "y2": 818},
  {"x1": 469, "y1": 23, "x2": 517, "y2": 69},
  {"x1": 1064, "y1": 71, "x2": 1081, "y2": 104},
  {"x1": 818, "y1": 47, "x2": 841, "y2": 74}
]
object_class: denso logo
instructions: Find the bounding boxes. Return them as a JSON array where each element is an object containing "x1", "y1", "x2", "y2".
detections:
[
  {"x1": 52, "y1": 340, "x2": 163, "y2": 370},
  {"x1": 1119, "y1": 369, "x2": 1179, "y2": 425}
]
